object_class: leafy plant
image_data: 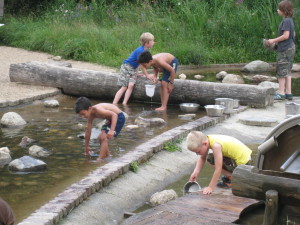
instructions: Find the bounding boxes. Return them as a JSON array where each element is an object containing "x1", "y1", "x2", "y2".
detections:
[
  {"x1": 163, "y1": 140, "x2": 182, "y2": 152},
  {"x1": 129, "y1": 161, "x2": 139, "y2": 173}
]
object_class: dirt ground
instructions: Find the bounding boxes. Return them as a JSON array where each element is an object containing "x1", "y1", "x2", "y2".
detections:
[{"x1": 0, "y1": 46, "x2": 116, "y2": 104}]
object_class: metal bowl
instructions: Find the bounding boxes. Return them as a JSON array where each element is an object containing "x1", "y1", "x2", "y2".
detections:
[
  {"x1": 179, "y1": 103, "x2": 200, "y2": 113},
  {"x1": 204, "y1": 105, "x2": 225, "y2": 117},
  {"x1": 183, "y1": 181, "x2": 201, "y2": 194}
]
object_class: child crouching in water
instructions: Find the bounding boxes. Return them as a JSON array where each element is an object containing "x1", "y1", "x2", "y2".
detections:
[{"x1": 75, "y1": 97, "x2": 126, "y2": 159}]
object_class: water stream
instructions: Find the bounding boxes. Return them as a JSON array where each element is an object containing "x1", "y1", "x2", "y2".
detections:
[{"x1": 0, "y1": 94, "x2": 206, "y2": 223}]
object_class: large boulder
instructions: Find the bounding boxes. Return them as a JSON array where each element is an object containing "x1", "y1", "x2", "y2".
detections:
[
  {"x1": 0, "y1": 147, "x2": 12, "y2": 168},
  {"x1": 0, "y1": 112, "x2": 26, "y2": 127},
  {"x1": 241, "y1": 60, "x2": 273, "y2": 73},
  {"x1": 8, "y1": 155, "x2": 47, "y2": 172}
]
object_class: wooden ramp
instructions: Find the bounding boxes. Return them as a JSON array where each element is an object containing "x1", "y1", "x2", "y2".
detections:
[{"x1": 121, "y1": 190, "x2": 258, "y2": 225}]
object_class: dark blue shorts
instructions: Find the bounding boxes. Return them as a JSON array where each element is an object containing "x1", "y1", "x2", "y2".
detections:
[
  {"x1": 160, "y1": 58, "x2": 179, "y2": 83},
  {"x1": 101, "y1": 112, "x2": 126, "y2": 137}
]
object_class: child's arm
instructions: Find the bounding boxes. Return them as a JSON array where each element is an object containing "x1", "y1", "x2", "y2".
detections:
[
  {"x1": 267, "y1": 30, "x2": 290, "y2": 45},
  {"x1": 137, "y1": 65, "x2": 155, "y2": 81},
  {"x1": 98, "y1": 108, "x2": 118, "y2": 139},
  {"x1": 84, "y1": 118, "x2": 93, "y2": 156},
  {"x1": 189, "y1": 155, "x2": 206, "y2": 182},
  {"x1": 203, "y1": 143, "x2": 223, "y2": 195}
]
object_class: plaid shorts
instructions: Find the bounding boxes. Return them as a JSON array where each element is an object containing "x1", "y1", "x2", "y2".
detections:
[
  {"x1": 206, "y1": 153, "x2": 235, "y2": 173},
  {"x1": 276, "y1": 46, "x2": 295, "y2": 78},
  {"x1": 117, "y1": 63, "x2": 137, "y2": 87}
]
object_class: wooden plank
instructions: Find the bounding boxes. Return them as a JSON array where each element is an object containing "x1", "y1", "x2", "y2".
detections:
[{"x1": 122, "y1": 190, "x2": 257, "y2": 225}]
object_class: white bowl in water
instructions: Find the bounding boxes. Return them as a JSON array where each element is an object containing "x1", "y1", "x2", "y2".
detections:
[
  {"x1": 145, "y1": 84, "x2": 156, "y2": 97},
  {"x1": 180, "y1": 103, "x2": 200, "y2": 113},
  {"x1": 205, "y1": 105, "x2": 225, "y2": 117}
]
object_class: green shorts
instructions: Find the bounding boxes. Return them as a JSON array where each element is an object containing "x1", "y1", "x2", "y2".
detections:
[
  {"x1": 117, "y1": 63, "x2": 137, "y2": 87},
  {"x1": 276, "y1": 46, "x2": 295, "y2": 78}
]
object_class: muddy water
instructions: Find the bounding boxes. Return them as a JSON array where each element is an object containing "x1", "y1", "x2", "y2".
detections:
[{"x1": 0, "y1": 94, "x2": 206, "y2": 223}]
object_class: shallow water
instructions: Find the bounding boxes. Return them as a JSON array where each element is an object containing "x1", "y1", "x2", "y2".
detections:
[{"x1": 0, "y1": 94, "x2": 207, "y2": 223}]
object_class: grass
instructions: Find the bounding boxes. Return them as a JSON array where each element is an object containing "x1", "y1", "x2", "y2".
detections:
[{"x1": 0, "y1": 0, "x2": 299, "y2": 67}]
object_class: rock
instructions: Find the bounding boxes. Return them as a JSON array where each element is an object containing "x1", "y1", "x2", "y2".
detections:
[
  {"x1": 216, "y1": 71, "x2": 227, "y2": 80},
  {"x1": 29, "y1": 145, "x2": 52, "y2": 157},
  {"x1": 258, "y1": 81, "x2": 279, "y2": 90},
  {"x1": 222, "y1": 74, "x2": 244, "y2": 84},
  {"x1": 241, "y1": 60, "x2": 273, "y2": 73},
  {"x1": 239, "y1": 117, "x2": 278, "y2": 127},
  {"x1": 134, "y1": 117, "x2": 166, "y2": 127},
  {"x1": 178, "y1": 114, "x2": 196, "y2": 120},
  {"x1": 0, "y1": 147, "x2": 12, "y2": 168},
  {"x1": 53, "y1": 56, "x2": 62, "y2": 61},
  {"x1": 150, "y1": 189, "x2": 178, "y2": 206},
  {"x1": 178, "y1": 73, "x2": 186, "y2": 80},
  {"x1": 125, "y1": 125, "x2": 139, "y2": 129},
  {"x1": 252, "y1": 75, "x2": 277, "y2": 83},
  {"x1": 292, "y1": 64, "x2": 300, "y2": 72},
  {"x1": 44, "y1": 100, "x2": 59, "y2": 108},
  {"x1": 194, "y1": 74, "x2": 204, "y2": 80},
  {"x1": 0, "y1": 112, "x2": 26, "y2": 127},
  {"x1": 8, "y1": 155, "x2": 47, "y2": 172},
  {"x1": 19, "y1": 136, "x2": 36, "y2": 148}
]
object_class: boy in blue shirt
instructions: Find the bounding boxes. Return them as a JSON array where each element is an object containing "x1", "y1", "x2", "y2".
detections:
[{"x1": 113, "y1": 32, "x2": 155, "y2": 105}]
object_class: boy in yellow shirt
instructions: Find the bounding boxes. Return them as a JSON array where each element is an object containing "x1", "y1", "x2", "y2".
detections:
[{"x1": 186, "y1": 131, "x2": 252, "y2": 195}]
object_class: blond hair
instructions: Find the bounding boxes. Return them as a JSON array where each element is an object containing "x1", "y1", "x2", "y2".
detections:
[
  {"x1": 186, "y1": 131, "x2": 207, "y2": 151},
  {"x1": 140, "y1": 32, "x2": 154, "y2": 46}
]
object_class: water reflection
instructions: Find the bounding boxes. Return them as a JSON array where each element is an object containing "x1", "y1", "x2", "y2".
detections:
[{"x1": 0, "y1": 94, "x2": 206, "y2": 223}]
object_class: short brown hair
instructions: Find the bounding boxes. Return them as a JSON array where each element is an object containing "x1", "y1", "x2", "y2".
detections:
[{"x1": 278, "y1": 0, "x2": 293, "y2": 17}]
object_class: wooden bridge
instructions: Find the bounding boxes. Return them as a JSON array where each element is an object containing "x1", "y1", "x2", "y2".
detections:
[{"x1": 121, "y1": 189, "x2": 257, "y2": 225}]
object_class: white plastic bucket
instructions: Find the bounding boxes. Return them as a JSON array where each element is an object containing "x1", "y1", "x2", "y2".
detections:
[{"x1": 145, "y1": 84, "x2": 156, "y2": 97}]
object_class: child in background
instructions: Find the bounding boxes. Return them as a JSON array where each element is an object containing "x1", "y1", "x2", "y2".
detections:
[
  {"x1": 75, "y1": 97, "x2": 126, "y2": 159},
  {"x1": 113, "y1": 32, "x2": 155, "y2": 105},
  {"x1": 186, "y1": 131, "x2": 252, "y2": 195},
  {"x1": 138, "y1": 51, "x2": 178, "y2": 111},
  {"x1": 266, "y1": 0, "x2": 295, "y2": 100}
]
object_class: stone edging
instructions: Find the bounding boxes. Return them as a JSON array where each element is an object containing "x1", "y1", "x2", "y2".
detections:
[
  {"x1": 18, "y1": 110, "x2": 246, "y2": 225},
  {"x1": 0, "y1": 89, "x2": 61, "y2": 108}
]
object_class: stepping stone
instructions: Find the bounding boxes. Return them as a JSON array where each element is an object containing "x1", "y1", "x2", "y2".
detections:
[{"x1": 238, "y1": 117, "x2": 278, "y2": 127}]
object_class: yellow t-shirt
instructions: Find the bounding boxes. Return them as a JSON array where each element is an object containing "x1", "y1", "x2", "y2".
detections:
[{"x1": 208, "y1": 135, "x2": 252, "y2": 165}]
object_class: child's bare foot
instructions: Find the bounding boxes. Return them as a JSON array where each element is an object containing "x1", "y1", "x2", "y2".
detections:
[{"x1": 155, "y1": 106, "x2": 166, "y2": 111}]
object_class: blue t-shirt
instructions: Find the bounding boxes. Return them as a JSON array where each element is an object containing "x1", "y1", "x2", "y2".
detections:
[
  {"x1": 277, "y1": 17, "x2": 295, "y2": 52},
  {"x1": 123, "y1": 46, "x2": 145, "y2": 69}
]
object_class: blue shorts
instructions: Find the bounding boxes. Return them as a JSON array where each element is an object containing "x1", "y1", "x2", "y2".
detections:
[
  {"x1": 160, "y1": 58, "x2": 179, "y2": 83},
  {"x1": 101, "y1": 112, "x2": 126, "y2": 137}
]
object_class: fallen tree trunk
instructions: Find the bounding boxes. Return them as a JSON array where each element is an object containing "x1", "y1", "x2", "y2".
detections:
[{"x1": 9, "y1": 61, "x2": 275, "y2": 107}]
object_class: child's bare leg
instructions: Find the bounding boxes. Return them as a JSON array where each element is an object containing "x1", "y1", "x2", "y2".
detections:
[
  {"x1": 285, "y1": 76, "x2": 292, "y2": 94},
  {"x1": 122, "y1": 82, "x2": 135, "y2": 105},
  {"x1": 113, "y1": 86, "x2": 127, "y2": 104},
  {"x1": 98, "y1": 131, "x2": 110, "y2": 159},
  {"x1": 277, "y1": 77, "x2": 286, "y2": 95},
  {"x1": 155, "y1": 81, "x2": 169, "y2": 111}
]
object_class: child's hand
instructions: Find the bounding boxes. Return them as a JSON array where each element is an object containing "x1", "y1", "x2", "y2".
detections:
[
  {"x1": 137, "y1": 73, "x2": 144, "y2": 77},
  {"x1": 167, "y1": 83, "x2": 174, "y2": 93},
  {"x1": 202, "y1": 187, "x2": 213, "y2": 195},
  {"x1": 85, "y1": 147, "x2": 92, "y2": 156},
  {"x1": 107, "y1": 130, "x2": 114, "y2": 139}
]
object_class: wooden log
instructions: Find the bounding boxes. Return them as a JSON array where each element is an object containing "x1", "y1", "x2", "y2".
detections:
[
  {"x1": 232, "y1": 165, "x2": 300, "y2": 206},
  {"x1": 9, "y1": 62, "x2": 275, "y2": 107},
  {"x1": 263, "y1": 190, "x2": 278, "y2": 225}
]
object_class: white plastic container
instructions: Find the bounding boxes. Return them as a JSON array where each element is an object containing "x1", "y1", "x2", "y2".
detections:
[{"x1": 145, "y1": 85, "x2": 156, "y2": 97}]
